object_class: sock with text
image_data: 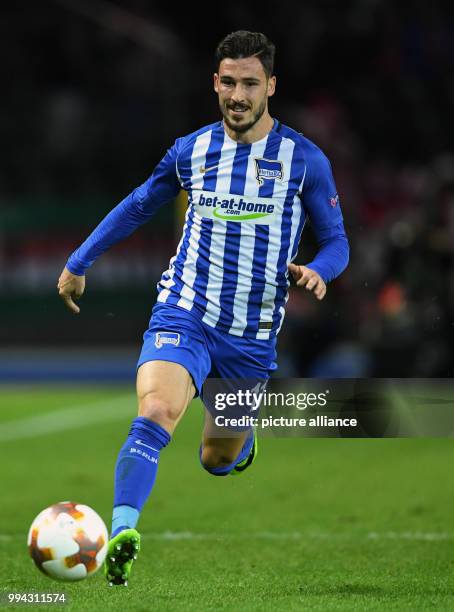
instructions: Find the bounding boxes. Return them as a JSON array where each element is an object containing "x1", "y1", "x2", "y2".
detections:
[{"x1": 111, "y1": 416, "x2": 170, "y2": 537}]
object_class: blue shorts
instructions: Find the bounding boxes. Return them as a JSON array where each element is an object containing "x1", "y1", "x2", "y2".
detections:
[{"x1": 138, "y1": 303, "x2": 277, "y2": 416}]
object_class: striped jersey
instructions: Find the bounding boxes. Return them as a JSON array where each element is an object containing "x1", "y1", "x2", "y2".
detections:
[{"x1": 67, "y1": 119, "x2": 348, "y2": 339}]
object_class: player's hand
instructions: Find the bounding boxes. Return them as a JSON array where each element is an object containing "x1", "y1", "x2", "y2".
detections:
[
  {"x1": 288, "y1": 263, "x2": 326, "y2": 300},
  {"x1": 57, "y1": 267, "x2": 85, "y2": 314}
]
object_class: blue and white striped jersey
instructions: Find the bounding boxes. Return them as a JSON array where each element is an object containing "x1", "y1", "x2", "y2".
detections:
[{"x1": 67, "y1": 119, "x2": 349, "y2": 339}]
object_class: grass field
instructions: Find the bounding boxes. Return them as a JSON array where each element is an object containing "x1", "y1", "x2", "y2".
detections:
[{"x1": 1, "y1": 386, "x2": 454, "y2": 610}]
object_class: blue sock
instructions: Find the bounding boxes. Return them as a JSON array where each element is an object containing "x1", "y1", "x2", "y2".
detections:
[
  {"x1": 111, "y1": 417, "x2": 171, "y2": 537},
  {"x1": 200, "y1": 430, "x2": 254, "y2": 476}
]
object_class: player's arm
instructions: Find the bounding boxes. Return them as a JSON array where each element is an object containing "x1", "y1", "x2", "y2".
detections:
[
  {"x1": 58, "y1": 140, "x2": 183, "y2": 313},
  {"x1": 288, "y1": 146, "x2": 349, "y2": 300}
]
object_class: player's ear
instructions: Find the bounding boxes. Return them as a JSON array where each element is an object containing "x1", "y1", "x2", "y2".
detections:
[
  {"x1": 267, "y1": 75, "x2": 276, "y2": 97},
  {"x1": 213, "y1": 73, "x2": 219, "y2": 93}
]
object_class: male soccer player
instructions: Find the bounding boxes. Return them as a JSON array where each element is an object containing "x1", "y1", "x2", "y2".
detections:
[{"x1": 57, "y1": 31, "x2": 349, "y2": 586}]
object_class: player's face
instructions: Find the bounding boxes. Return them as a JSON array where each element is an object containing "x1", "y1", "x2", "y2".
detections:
[{"x1": 214, "y1": 57, "x2": 276, "y2": 134}]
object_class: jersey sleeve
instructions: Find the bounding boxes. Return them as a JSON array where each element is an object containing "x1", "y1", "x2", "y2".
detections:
[
  {"x1": 300, "y1": 145, "x2": 349, "y2": 283},
  {"x1": 66, "y1": 140, "x2": 183, "y2": 275}
]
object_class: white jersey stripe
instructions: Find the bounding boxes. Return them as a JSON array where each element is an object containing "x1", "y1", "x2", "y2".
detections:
[{"x1": 201, "y1": 136, "x2": 236, "y2": 326}]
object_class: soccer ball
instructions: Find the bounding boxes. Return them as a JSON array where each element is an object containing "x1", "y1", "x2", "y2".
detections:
[{"x1": 28, "y1": 501, "x2": 108, "y2": 581}]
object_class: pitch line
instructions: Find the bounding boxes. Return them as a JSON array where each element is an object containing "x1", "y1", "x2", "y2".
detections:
[
  {"x1": 3, "y1": 532, "x2": 452, "y2": 542},
  {"x1": 143, "y1": 531, "x2": 454, "y2": 542},
  {"x1": 0, "y1": 395, "x2": 136, "y2": 442}
]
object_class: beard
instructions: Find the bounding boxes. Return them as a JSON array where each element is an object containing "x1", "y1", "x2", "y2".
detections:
[{"x1": 221, "y1": 97, "x2": 267, "y2": 134}]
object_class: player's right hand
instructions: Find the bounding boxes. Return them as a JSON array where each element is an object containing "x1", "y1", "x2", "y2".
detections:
[
  {"x1": 288, "y1": 263, "x2": 327, "y2": 301},
  {"x1": 57, "y1": 267, "x2": 85, "y2": 314}
]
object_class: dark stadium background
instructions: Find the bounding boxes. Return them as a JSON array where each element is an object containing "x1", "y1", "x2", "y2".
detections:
[{"x1": 2, "y1": 0, "x2": 454, "y2": 381}]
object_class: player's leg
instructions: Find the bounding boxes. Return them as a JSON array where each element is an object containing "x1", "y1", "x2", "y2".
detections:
[
  {"x1": 200, "y1": 410, "x2": 253, "y2": 475},
  {"x1": 137, "y1": 359, "x2": 195, "y2": 432},
  {"x1": 113, "y1": 360, "x2": 194, "y2": 535},
  {"x1": 105, "y1": 360, "x2": 195, "y2": 586},
  {"x1": 112, "y1": 360, "x2": 195, "y2": 530},
  {"x1": 198, "y1": 325, "x2": 276, "y2": 477},
  {"x1": 105, "y1": 303, "x2": 211, "y2": 585}
]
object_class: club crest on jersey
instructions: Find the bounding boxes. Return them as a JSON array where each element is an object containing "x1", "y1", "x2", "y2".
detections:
[
  {"x1": 154, "y1": 332, "x2": 180, "y2": 349},
  {"x1": 254, "y1": 158, "x2": 283, "y2": 185}
]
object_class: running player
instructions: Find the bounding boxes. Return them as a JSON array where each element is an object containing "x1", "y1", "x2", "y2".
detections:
[{"x1": 57, "y1": 31, "x2": 349, "y2": 586}]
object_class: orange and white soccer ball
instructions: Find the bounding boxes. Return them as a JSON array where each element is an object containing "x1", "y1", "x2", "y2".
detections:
[{"x1": 28, "y1": 502, "x2": 108, "y2": 581}]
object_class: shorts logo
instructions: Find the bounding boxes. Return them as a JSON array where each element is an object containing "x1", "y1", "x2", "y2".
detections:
[
  {"x1": 154, "y1": 332, "x2": 180, "y2": 349},
  {"x1": 330, "y1": 194, "x2": 339, "y2": 207},
  {"x1": 254, "y1": 158, "x2": 284, "y2": 185}
]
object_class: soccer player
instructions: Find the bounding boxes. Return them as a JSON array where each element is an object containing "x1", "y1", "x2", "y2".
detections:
[{"x1": 57, "y1": 31, "x2": 349, "y2": 586}]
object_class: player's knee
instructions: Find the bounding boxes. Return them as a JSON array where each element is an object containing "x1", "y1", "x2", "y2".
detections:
[
  {"x1": 138, "y1": 392, "x2": 182, "y2": 427},
  {"x1": 200, "y1": 445, "x2": 237, "y2": 471}
]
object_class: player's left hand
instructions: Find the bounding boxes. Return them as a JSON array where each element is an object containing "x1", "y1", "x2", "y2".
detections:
[{"x1": 288, "y1": 264, "x2": 326, "y2": 300}]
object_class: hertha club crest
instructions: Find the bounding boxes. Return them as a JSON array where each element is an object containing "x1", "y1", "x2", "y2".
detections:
[
  {"x1": 154, "y1": 332, "x2": 181, "y2": 349},
  {"x1": 254, "y1": 158, "x2": 284, "y2": 185}
]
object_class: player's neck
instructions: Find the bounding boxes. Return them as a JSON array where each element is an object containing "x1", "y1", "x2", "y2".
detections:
[{"x1": 223, "y1": 112, "x2": 274, "y2": 145}]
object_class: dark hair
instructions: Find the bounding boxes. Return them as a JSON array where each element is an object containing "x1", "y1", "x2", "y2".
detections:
[{"x1": 215, "y1": 31, "x2": 275, "y2": 78}]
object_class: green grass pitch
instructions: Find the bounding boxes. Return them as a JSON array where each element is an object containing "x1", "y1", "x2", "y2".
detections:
[{"x1": 1, "y1": 386, "x2": 454, "y2": 611}]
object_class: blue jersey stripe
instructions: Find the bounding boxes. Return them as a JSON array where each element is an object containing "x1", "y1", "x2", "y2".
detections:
[
  {"x1": 245, "y1": 224, "x2": 270, "y2": 333},
  {"x1": 244, "y1": 134, "x2": 280, "y2": 335},
  {"x1": 291, "y1": 208, "x2": 307, "y2": 260},
  {"x1": 271, "y1": 143, "x2": 306, "y2": 330},
  {"x1": 229, "y1": 146, "x2": 249, "y2": 196},
  {"x1": 213, "y1": 223, "x2": 241, "y2": 329},
  {"x1": 290, "y1": 165, "x2": 308, "y2": 260},
  {"x1": 215, "y1": 142, "x2": 251, "y2": 330},
  {"x1": 190, "y1": 217, "x2": 213, "y2": 313}
]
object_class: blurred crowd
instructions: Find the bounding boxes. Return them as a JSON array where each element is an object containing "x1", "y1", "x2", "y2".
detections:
[{"x1": 1, "y1": 1, "x2": 454, "y2": 376}]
